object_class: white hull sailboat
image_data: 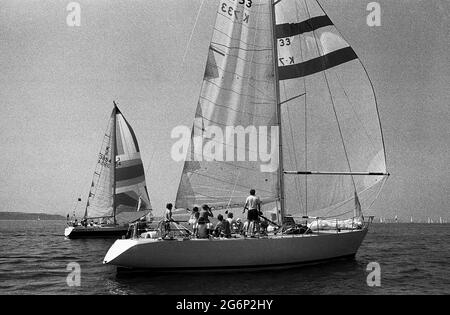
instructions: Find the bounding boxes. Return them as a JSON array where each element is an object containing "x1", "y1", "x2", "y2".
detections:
[
  {"x1": 104, "y1": 0, "x2": 388, "y2": 271},
  {"x1": 104, "y1": 228, "x2": 368, "y2": 271},
  {"x1": 65, "y1": 102, "x2": 153, "y2": 239}
]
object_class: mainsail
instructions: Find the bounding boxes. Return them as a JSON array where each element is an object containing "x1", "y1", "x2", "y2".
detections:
[
  {"x1": 175, "y1": 0, "x2": 387, "y2": 221},
  {"x1": 84, "y1": 104, "x2": 151, "y2": 220}
]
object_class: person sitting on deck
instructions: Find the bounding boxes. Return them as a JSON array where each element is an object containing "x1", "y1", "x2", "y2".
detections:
[
  {"x1": 214, "y1": 214, "x2": 231, "y2": 238},
  {"x1": 260, "y1": 219, "x2": 269, "y2": 236},
  {"x1": 235, "y1": 218, "x2": 244, "y2": 234},
  {"x1": 226, "y1": 212, "x2": 235, "y2": 227}
]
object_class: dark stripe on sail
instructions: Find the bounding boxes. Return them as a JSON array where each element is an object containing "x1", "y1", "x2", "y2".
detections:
[
  {"x1": 278, "y1": 47, "x2": 357, "y2": 80},
  {"x1": 275, "y1": 15, "x2": 333, "y2": 38},
  {"x1": 115, "y1": 192, "x2": 139, "y2": 207},
  {"x1": 115, "y1": 164, "x2": 145, "y2": 181}
]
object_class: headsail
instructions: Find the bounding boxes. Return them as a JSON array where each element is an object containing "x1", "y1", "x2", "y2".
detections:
[
  {"x1": 84, "y1": 104, "x2": 151, "y2": 220},
  {"x1": 175, "y1": 0, "x2": 280, "y2": 212},
  {"x1": 275, "y1": 0, "x2": 387, "y2": 218}
]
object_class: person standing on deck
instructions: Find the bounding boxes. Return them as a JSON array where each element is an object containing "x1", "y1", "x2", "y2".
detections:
[
  {"x1": 189, "y1": 206, "x2": 200, "y2": 235},
  {"x1": 163, "y1": 203, "x2": 173, "y2": 239},
  {"x1": 242, "y1": 189, "x2": 261, "y2": 237},
  {"x1": 200, "y1": 204, "x2": 214, "y2": 235},
  {"x1": 199, "y1": 204, "x2": 213, "y2": 222}
]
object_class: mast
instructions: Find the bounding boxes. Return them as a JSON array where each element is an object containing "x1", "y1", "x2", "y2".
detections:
[
  {"x1": 270, "y1": 0, "x2": 285, "y2": 223},
  {"x1": 112, "y1": 101, "x2": 117, "y2": 225}
]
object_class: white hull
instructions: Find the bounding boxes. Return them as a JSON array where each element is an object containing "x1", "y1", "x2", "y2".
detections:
[
  {"x1": 64, "y1": 225, "x2": 129, "y2": 239},
  {"x1": 103, "y1": 228, "x2": 368, "y2": 272}
]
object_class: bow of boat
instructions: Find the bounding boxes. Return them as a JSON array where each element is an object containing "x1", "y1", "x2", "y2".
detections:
[{"x1": 103, "y1": 239, "x2": 142, "y2": 265}]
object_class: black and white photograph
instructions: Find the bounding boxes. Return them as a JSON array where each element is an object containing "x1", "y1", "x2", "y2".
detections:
[{"x1": 0, "y1": 0, "x2": 449, "y2": 300}]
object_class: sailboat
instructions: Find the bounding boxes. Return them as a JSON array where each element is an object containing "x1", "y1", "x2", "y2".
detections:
[
  {"x1": 104, "y1": 0, "x2": 389, "y2": 271},
  {"x1": 65, "y1": 102, "x2": 153, "y2": 239}
]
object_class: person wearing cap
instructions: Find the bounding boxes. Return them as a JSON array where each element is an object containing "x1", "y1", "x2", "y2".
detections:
[{"x1": 199, "y1": 204, "x2": 213, "y2": 223}]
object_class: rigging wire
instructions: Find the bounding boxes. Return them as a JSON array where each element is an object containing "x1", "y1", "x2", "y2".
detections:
[
  {"x1": 181, "y1": 0, "x2": 207, "y2": 65},
  {"x1": 226, "y1": 171, "x2": 241, "y2": 210},
  {"x1": 314, "y1": 0, "x2": 388, "y2": 169},
  {"x1": 304, "y1": 0, "x2": 358, "y2": 196}
]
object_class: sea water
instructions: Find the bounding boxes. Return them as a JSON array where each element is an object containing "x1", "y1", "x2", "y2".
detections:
[{"x1": 0, "y1": 220, "x2": 448, "y2": 294}]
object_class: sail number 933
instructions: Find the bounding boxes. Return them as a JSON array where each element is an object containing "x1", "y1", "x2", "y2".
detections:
[
  {"x1": 230, "y1": 0, "x2": 253, "y2": 8},
  {"x1": 221, "y1": 1, "x2": 252, "y2": 24}
]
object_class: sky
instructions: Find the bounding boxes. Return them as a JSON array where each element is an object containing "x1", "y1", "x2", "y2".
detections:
[{"x1": 0, "y1": 0, "x2": 448, "y2": 221}]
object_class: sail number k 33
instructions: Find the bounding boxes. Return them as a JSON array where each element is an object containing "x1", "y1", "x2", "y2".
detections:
[{"x1": 279, "y1": 56, "x2": 295, "y2": 66}]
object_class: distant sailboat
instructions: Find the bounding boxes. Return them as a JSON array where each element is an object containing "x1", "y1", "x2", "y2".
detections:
[
  {"x1": 104, "y1": 0, "x2": 389, "y2": 271},
  {"x1": 65, "y1": 102, "x2": 153, "y2": 239}
]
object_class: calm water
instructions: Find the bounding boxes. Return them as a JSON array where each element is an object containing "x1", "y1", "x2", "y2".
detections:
[{"x1": 0, "y1": 220, "x2": 449, "y2": 295}]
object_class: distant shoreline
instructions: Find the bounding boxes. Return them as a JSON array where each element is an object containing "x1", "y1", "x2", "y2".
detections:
[{"x1": 0, "y1": 212, "x2": 66, "y2": 221}]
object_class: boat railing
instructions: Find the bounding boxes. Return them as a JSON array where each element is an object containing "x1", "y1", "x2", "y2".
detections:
[
  {"x1": 124, "y1": 215, "x2": 372, "y2": 240},
  {"x1": 126, "y1": 219, "x2": 192, "y2": 239},
  {"x1": 290, "y1": 215, "x2": 368, "y2": 234}
]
